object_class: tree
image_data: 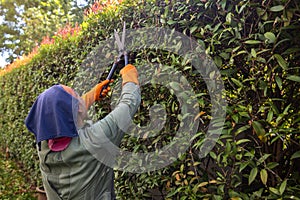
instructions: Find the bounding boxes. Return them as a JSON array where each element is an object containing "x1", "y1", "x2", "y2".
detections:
[
  {"x1": 0, "y1": 0, "x2": 26, "y2": 63},
  {"x1": 0, "y1": 0, "x2": 84, "y2": 64}
]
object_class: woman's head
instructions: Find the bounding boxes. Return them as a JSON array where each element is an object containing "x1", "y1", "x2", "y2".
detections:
[
  {"x1": 61, "y1": 85, "x2": 88, "y2": 127},
  {"x1": 25, "y1": 85, "x2": 80, "y2": 143}
]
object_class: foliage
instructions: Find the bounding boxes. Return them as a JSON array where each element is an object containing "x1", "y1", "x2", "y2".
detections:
[
  {"x1": 0, "y1": 47, "x2": 38, "y2": 76},
  {"x1": 83, "y1": 0, "x2": 124, "y2": 16},
  {"x1": 0, "y1": 0, "x2": 300, "y2": 199},
  {"x1": 0, "y1": 21, "x2": 81, "y2": 76},
  {"x1": 0, "y1": 152, "x2": 35, "y2": 199},
  {"x1": 0, "y1": 0, "x2": 83, "y2": 63}
]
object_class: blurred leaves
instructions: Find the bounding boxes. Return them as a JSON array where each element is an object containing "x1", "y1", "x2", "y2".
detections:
[
  {"x1": 0, "y1": 0, "x2": 83, "y2": 63},
  {"x1": 0, "y1": 153, "x2": 35, "y2": 199}
]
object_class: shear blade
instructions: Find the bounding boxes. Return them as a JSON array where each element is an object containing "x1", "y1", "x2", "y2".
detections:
[{"x1": 114, "y1": 22, "x2": 126, "y2": 52}]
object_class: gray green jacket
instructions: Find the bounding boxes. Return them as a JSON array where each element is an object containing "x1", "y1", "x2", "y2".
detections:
[{"x1": 38, "y1": 83, "x2": 141, "y2": 200}]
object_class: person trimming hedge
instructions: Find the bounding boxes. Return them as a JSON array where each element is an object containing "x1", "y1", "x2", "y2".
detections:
[{"x1": 25, "y1": 64, "x2": 140, "y2": 199}]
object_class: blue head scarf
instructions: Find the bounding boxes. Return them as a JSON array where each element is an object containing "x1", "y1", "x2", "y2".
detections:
[{"x1": 25, "y1": 85, "x2": 79, "y2": 143}]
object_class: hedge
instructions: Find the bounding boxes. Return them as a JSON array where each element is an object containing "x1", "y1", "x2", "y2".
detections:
[{"x1": 0, "y1": 0, "x2": 300, "y2": 199}]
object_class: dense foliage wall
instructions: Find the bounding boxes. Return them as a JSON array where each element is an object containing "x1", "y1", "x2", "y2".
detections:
[{"x1": 0, "y1": 0, "x2": 299, "y2": 199}]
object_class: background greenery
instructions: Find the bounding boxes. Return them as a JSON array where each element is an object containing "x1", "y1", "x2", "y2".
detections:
[
  {"x1": 0, "y1": 0, "x2": 93, "y2": 64},
  {"x1": 0, "y1": 0, "x2": 300, "y2": 199},
  {"x1": 0, "y1": 152, "x2": 35, "y2": 199}
]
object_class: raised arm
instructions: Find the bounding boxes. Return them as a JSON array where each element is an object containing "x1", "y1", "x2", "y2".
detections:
[{"x1": 78, "y1": 64, "x2": 141, "y2": 164}]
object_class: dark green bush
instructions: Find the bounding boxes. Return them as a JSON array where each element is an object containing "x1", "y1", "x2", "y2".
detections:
[{"x1": 0, "y1": 0, "x2": 299, "y2": 199}]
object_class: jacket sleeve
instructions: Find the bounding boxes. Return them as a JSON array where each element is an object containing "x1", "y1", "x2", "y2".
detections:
[{"x1": 78, "y1": 82, "x2": 141, "y2": 164}]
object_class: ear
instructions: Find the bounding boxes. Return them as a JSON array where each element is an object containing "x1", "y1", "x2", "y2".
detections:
[
  {"x1": 77, "y1": 99, "x2": 87, "y2": 113},
  {"x1": 78, "y1": 105, "x2": 83, "y2": 113}
]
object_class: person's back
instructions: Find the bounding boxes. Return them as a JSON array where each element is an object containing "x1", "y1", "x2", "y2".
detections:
[{"x1": 39, "y1": 137, "x2": 114, "y2": 199}]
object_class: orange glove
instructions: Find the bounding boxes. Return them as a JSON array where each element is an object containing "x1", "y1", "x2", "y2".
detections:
[
  {"x1": 81, "y1": 79, "x2": 112, "y2": 109},
  {"x1": 120, "y1": 64, "x2": 139, "y2": 86}
]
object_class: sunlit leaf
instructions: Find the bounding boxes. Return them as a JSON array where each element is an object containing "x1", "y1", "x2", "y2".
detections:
[
  {"x1": 264, "y1": 32, "x2": 276, "y2": 43},
  {"x1": 260, "y1": 169, "x2": 268, "y2": 185},
  {"x1": 199, "y1": 182, "x2": 209, "y2": 188},
  {"x1": 269, "y1": 187, "x2": 280, "y2": 195},
  {"x1": 270, "y1": 5, "x2": 285, "y2": 12},
  {"x1": 244, "y1": 40, "x2": 261, "y2": 44},
  {"x1": 287, "y1": 75, "x2": 300, "y2": 82},
  {"x1": 236, "y1": 139, "x2": 251, "y2": 145},
  {"x1": 251, "y1": 48, "x2": 257, "y2": 58},
  {"x1": 279, "y1": 179, "x2": 287, "y2": 195}
]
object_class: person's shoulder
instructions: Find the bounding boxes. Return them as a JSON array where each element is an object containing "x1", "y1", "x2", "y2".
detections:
[{"x1": 78, "y1": 120, "x2": 93, "y2": 130}]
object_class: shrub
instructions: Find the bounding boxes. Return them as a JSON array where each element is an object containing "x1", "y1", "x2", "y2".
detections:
[{"x1": 0, "y1": 0, "x2": 299, "y2": 198}]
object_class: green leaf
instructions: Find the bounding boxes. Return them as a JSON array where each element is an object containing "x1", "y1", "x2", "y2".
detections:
[
  {"x1": 187, "y1": 170, "x2": 195, "y2": 176},
  {"x1": 279, "y1": 179, "x2": 287, "y2": 195},
  {"x1": 244, "y1": 40, "x2": 261, "y2": 44},
  {"x1": 260, "y1": 169, "x2": 268, "y2": 185},
  {"x1": 264, "y1": 32, "x2": 276, "y2": 43},
  {"x1": 190, "y1": 26, "x2": 197, "y2": 34},
  {"x1": 257, "y1": 154, "x2": 271, "y2": 165},
  {"x1": 274, "y1": 54, "x2": 287, "y2": 70},
  {"x1": 270, "y1": 5, "x2": 285, "y2": 12},
  {"x1": 269, "y1": 187, "x2": 280, "y2": 195},
  {"x1": 232, "y1": 114, "x2": 239, "y2": 123},
  {"x1": 231, "y1": 78, "x2": 244, "y2": 87},
  {"x1": 287, "y1": 75, "x2": 300, "y2": 82},
  {"x1": 167, "y1": 20, "x2": 177, "y2": 25},
  {"x1": 266, "y1": 162, "x2": 279, "y2": 169},
  {"x1": 248, "y1": 167, "x2": 258, "y2": 185},
  {"x1": 268, "y1": 101, "x2": 279, "y2": 115},
  {"x1": 214, "y1": 56, "x2": 223, "y2": 67},
  {"x1": 291, "y1": 151, "x2": 300, "y2": 160},
  {"x1": 225, "y1": 141, "x2": 231, "y2": 154},
  {"x1": 252, "y1": 121, "x2": 266, "y2": 141},
  {"x1": 239, "y1": 111, "x2": 250, "y2": 118},
  {"x1": 251, "y1": 48, "x2": 257, "y2": 58},
  {"x1": 267, "y1": 110, "x2": 274, "y2": 122},
  {"x1": 209, "y1": 151, "x2": 217, "y2": 160},
  {"x1": 236, "y1": 139, "x2": 251, "y2": 145},
  {"x1": 239, "y1": 161, "x2": 250, "y2": 173},
  {"x1": 235, "y1": 125, "x2": 250, "y2": 136},
  {"x1": 226, "y1": 12, "x2": 232, "y2": 24},
  {"x1": 283, "y1": 104, "x2": 291, "y2": 115},
  {"x1": 197, "y1": 181, "x2": 209, "y2": 187},
  {"x1": 275, "y1": 76, "x2": 282, "y2": 90}
]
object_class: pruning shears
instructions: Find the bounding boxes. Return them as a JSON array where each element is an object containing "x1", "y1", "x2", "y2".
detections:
[{"x1": 100, "y1": 22, "x2": 128, "y2": 97}]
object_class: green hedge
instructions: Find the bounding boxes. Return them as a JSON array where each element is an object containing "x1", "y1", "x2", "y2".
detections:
[{"x1": 1, "y1": 0, "x2": 300, "y2": 199}]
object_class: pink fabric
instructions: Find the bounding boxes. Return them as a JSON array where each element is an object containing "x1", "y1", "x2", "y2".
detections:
[{"x1": 48, "y1": 137, "x2": 72, "y2": 151}]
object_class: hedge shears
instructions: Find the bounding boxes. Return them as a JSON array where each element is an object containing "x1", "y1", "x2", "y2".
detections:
[{"x1": 100, "y1": 22, "x2": 128, "y2": 97}]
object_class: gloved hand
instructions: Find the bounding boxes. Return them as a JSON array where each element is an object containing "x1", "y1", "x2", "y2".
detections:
[
  {"x1": 81, "y1": 79, "x2": 113, "y2": 109},
  {"x1": 120, "y1": 64, "x2": 139, "y2": 86}
]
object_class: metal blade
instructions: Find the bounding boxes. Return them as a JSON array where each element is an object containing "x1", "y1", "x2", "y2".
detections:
[
  {"x1": 114, "y1": 29, "x2": 123, "y2": 52},
  {"x1": 121, "y1": 22, "x2": 126, "y2": 49}
]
